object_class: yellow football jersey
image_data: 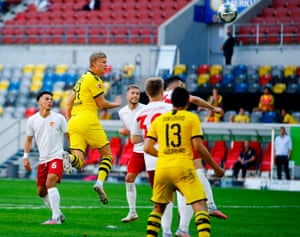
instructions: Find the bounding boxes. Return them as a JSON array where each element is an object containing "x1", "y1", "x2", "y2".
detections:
[
  {"x1": 71, "y1": 71, "x2": 104, "y2": 117},
  {"x1": 147, "y1": 109, "x2": 203, "y2": 167}
]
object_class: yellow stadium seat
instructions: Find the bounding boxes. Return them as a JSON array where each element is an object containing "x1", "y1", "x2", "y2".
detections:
[
  {"x1": 55, "y1": 64, "x2": 68, "y2": 74},
  {"x1": 30, "y1": 82, "x2": 42, "y2": 92},
  {"x1": 34, "y1": 64, "x2": 47, "y2": 74},
  {"x1": 259, "y1": 65, "x2": 272, "y2": 77},
  {"x1": 173, "y1": 64, "x2": 187, "y2": 75},
  {"x1": 284, "y1": 65, "x2": 296, "y2": 78},
  {"x1": 197, "y1": 74, "x2": 210, "y2": 86},
  {"x1": 23, "y1": 64, "x2": 35, "y2": 74},
  {"x1": 0, "y1": 81, "x2": 9, "y2": 90},
  {"x1": 273, "y1": 83, "x2": 286, "y2": 94},
  {"x1": 210, "y1": 64, "x2": 223, "y2": 76},
  {"x1": 52, "y1": 90, "x2": 64, "y2": 101}
]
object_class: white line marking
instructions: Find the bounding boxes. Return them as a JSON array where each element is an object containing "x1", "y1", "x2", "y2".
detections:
[{"x1": 0, "y1": 204, "x2": 299, "y2": 210}]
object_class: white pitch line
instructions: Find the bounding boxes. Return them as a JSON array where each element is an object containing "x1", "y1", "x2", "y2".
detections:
[{"x1": 0, "y1": 204, "x2": 299, "y2": 210}]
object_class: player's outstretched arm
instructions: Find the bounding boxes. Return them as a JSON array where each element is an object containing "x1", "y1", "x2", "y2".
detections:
[
  {"x1": 190, "y1": 95, "x2": 224, "y2": 116},
  {"x1": 95, "y1": 94, "x2": 122, "y2": 109}
]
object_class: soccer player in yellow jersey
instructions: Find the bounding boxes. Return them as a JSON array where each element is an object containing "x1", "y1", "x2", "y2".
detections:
[
  {"x1": 65, "y1": 51, "x2": 121, "y2": 204},
  {"x1": 144, "y1": 87, "x2": 224, "y2": 237}
]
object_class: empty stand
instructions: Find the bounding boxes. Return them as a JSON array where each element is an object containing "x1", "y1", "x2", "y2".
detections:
[{"x1": 1, "y1": 0, "x2": 192, "y2": 45}]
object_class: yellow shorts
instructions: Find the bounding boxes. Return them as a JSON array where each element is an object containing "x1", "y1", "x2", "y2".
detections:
[
  {"x1": 151, "y1": 162, "x2": 206, "y2": 204},
  {"x1": 68, "y1": 113, "x2": 109, "y2": 153}
]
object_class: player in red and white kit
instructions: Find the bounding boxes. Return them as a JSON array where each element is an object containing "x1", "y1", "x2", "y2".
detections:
[
  {"x1": 23, "y1": 91, "x2": 68, "y2": 225},
  {"x1": 118, "y1": 85, "x2": 146, "y2": 223},
  {"x1": 131, "y1": 77, "x2": 173, "y2": 237}
]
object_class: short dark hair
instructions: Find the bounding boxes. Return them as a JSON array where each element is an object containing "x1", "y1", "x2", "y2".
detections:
[
  {"x1": 36, "y1": 91, "x2": 53, "y2": 102},
  {"x1": 171, "y1": 87, "x2": 189, "y2": 108},
  {"x1": 164, "y1": 76, "x2": 183, "y2": 89},
  {"x1": 144, "y1": 77, "x2": 164, "y2": 97}
]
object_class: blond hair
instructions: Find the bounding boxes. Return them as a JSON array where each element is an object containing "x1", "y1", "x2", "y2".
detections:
[{"x1": 89, "y1": 52, "x2": 107, "y2": 67}]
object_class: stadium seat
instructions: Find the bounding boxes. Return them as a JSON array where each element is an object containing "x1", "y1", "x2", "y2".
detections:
[
  {"x1": 272, "y1": 83, "x2": 286, "y2": 94},
  {"x1": 209, "y1": 74, "x2": 222, "y2": 86},
  {"x1": 248, "y1": 83, "x2": 260, "y2": 93},
  {"x1": 284, "y1": 65, "x2": 297, "y2": 78},
  {"x1": 206, "y1": 140, "x2": 226, "y2": 169},
  {"x1": 210, "y1": 64, "x2": 222, "y2": 76},
  {"x1": 260, "y1": 142, "x2": 271, "y2": 172},
  {"x1": 237, "y1": 26, "x2": 255, "y2": 45},
  {"x1": 250, "y1": 111, "x2": 262, "y2": 123},
  {"x1": 266, "y1": 25, "x2": 281, "y2": 44},
  {"x1": 262, "y1": 7, "x2": 276, "y2": 17},
  {"x1": 272, "y1": 0, "x2": 287, "y2": 8},
  {"x1": 197, "y1": 64, "x2": 210, "y2": 74},
  {"x1": 197, "y1": 74, "x2": 210, "y2": 86},
  {"x1": 234, "y1": 82, "x2": 248, "y2": 93},
  {"x1": 85, "y1": 147, "x2": 100, "y2": 165},
  {"x1": 262, "y1": 111, "x2": 277, "y2": 123},
  {"x1": 119, "y1": 139, "x2": 134, "y2": 167},
  {"x1": 233, "y1": 64, "x2": 247, "y2": 77},
  {"x1": 110, "y1": 137, "x2": 122, "y2": 164},
  {"x1": 275, "y1": 7, "x2": 291, "y2": 17}
]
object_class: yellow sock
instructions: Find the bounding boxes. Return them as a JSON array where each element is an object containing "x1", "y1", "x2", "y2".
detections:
[
  {"x1": 146, "y1": 211, "x2": 162, "y2": 237},
  {"x1": 70, "y1": 154, "x2": 84, "y2": 169},
  {"x1": 195, "y1": 210, "x2": 210, "y2": 237},
  {"x1": 97, "y1": 155, "x2": 112, "y2": 182}
]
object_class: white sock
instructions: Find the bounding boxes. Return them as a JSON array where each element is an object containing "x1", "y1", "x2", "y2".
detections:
[
  {"x1": 197, "y1": 168, "x2": 217, "y2": 210},
  {"x1": 161, "y1": 202, "x2": 173, "y2": 234},
  {"x1": 95, "y1": 180, "x2": 103, "y2": 187},
  {"x1": 177, "y1": 191, "x2": 193, "y2": 232},
  {"x1": 48, "y1": 187, "x2": 61, "y2": 220},
  {"x1": 41, "y1": 195, "x2": 51, "y2": 209},
  {"x1": 125, "y1": 182, "x2": 136, "y2": 214}
]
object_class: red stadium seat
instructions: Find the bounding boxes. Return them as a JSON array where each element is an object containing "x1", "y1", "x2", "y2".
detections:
[
  {"x1": 272, "y1": 0, "x2": 287, "y2": 8},
  {"x1": 260, "y1": 143, "x2": 272, "y2": 172},
  {"x1": 110, "y1": 137, "x2": 122, "y2": 164},
  {"x1": 119, "y1": 139, "x2": 134, "y2": 166},
  {"x1": 206, "y1": 140, "x2": 226, "y2": 169},
  {"x1": 261, "y1": 7, "x2": 276, "y2": 17},
  {"x1": 266, "y1": 25, "x2": 281, "y2": 44},
  {"x1": 283, "y1": 25, "x2": 297, "y2": 44},
  {"x1": 85, "y1": 147, "x2": 100, "y2": 165},
  {"x1": 237, "y1": 25, "x2": 255, "y2": 45}
]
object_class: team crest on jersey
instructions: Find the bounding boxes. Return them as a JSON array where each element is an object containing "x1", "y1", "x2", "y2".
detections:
[
  {"x1": 97, "y1": 83, "x2": 102, "y2": 88},
  {"x1": 50, "y1": 121, "x2": 55, "y2": 127}
]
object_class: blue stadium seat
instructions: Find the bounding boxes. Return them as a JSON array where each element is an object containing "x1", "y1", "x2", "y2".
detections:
[
  {"x1": 262, "y1": 111, "x2": 277, "y2": 123},
  {"x1": 233, "y1": 64, "x2": 247, "y2": 77},
  {"x1": 221, "y1": 73, "x2": 234, "y2": 86},
  {"x1": 234, "y1": 82, "x2": 248, "y2": 93}
]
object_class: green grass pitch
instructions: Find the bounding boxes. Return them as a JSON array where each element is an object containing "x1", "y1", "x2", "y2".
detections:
[{"x1": 0, "y1": 179, "x2": 299, "y2": 237}]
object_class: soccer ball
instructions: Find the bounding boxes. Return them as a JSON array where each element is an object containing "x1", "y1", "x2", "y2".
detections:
[{"x1": 217, "y1": 3, "x2": 238, "y2": 23}]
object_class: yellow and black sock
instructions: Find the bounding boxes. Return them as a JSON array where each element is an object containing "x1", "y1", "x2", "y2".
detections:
[
  {"x1": 195, "y1": 210, "x2": 210, "y2": 237},
  {"x1": 70, "y1": 154, "x2": 84, "y2": 169},
  {"x1": 146, "y1": 211, "x2": 162, "y2": 237},
  {"x1": 97, "y1": 155, "x2": 112, "y2": 182}
]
